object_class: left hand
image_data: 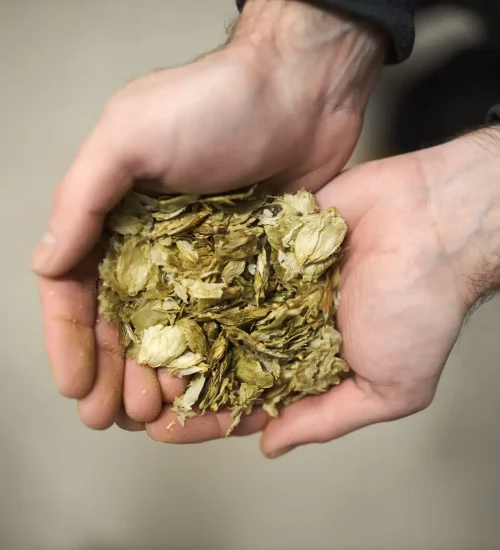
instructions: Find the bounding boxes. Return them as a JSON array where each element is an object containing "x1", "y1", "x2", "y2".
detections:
[{"x1": 146, "y1": 127, "x2": 500, "y2": 456}]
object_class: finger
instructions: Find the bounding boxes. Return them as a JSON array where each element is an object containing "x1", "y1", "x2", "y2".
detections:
[
  {"x1": 38, "y1": 258, "x2": 97, "y2": 399},
  {"x1": 123, "y1": 359, "x2": 162, "y2": 422},
  {"x1": 157, "y1": 368, "x2": 189, "y2": 403},
  {"x1": 78, "y1": 318, "x2": 125, "y2": 430},
  {"x1": 31, "y1": 122, "x2": 133, "y2": 278},
  {"x1": 115, "y1": 405, "x2": 146, "y2": 432},
  {"x1": 260, "y1": 377, "x2": 394, "y2": 459},
  {"x1": 146, "y1": 406, "x2": 270, "y2": 444}
]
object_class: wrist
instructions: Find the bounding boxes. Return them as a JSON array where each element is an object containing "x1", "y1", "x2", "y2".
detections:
[
  {"x1": 230, "y1": 0, "x2": 386, "y2": 112},
  {"x1": 424, "y1": 128, "x2": 500, "y2": 307}
]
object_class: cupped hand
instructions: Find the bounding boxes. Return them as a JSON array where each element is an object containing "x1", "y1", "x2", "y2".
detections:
[
  {"x1": 33, "y1": 0, "x2": 384, "y2": 430},
  {"x1": 147, "y1": 128, "x2": 500, "y2": 456}
]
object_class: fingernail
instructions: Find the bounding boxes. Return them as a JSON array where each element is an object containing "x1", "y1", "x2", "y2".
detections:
[
  {"x1": 267, "y1": 445, "x2": 297, "y2": 459},
  {"x1": 32, "y1": 232, "x2": 56, "y2": 272}
]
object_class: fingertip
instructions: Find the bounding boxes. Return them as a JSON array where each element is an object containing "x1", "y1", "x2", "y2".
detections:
[
  {"x1": 77, "y1": 399, "x2": 116, "y2": 431},
  {"x1": 123, "y1": 360, "x2": 162, "y2": 422},
  {"x1": 264, "y1": 444, "x2": 298, "y2": 460},
  {"x1": 125, "y1": 391, "x2": 162, "y2": 424},
  {"x1": 115, "y1": 406, "x2": 146, "y2": 432},
  {"x1": 56, "y1": 372, "x2": 95, "y2": 400},
  {"x1": 77, "y1": 319, "x2": 125, "y2": 431},
  {"x1": 31, "y1": 233, "x2": 57, "y2": 276},
  {"x1": 38, "y1": 262, "x2": 99, "y2": 400},
  {"x1": 157, "y1": 368, "x2": 189, "y2": 403},
  {"x1": 48, "y1": 321, "x2": 96, "y2": 400}
]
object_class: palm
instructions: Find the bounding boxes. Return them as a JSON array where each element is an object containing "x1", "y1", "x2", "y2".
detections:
[
  {"x1": 145, "y1": 152, "x2": 470, "y2": 449},
  {"x1": 332, "y1": 158, "x2": 465, "y2": 406},
  {"x1": 246, "y1": 153, "x2": 472, "y2": 456}
]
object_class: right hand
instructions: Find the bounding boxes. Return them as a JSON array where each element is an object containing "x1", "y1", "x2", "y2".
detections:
[
  {"x1": 147, "y1": 126, "x2": 500, "y2": 455},
  {"x1": 31, "y1": 0, "x2": 385, "y2": 431}
]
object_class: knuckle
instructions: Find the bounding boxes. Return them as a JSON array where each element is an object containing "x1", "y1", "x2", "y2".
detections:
[
  {"x1": 126, "y1": 400, "x2": 160, "y2": 424},
  {"x1": 95, "y1": 334, "x2": 125, "y2": 364},
  {"x1": 101, "y1": 86, "x2": 136, "y2": 120},
  {"x1": 98, "y1": 93, "x2": 142, "y2": 163},
  {"x1": 57, "y1": 379, "x2": 89, "y2": 400},
  {"x1": 79, "y1": 407, "x2": 115, "y2": 431}
]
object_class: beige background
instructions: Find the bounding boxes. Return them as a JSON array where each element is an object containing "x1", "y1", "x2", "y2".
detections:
[{"x1": 2, "y1": 1, "x2": 500, "y2": 549}]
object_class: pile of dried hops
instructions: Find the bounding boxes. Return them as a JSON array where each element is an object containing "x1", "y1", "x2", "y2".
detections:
[{"x1": 98, "y1": 185, "x2": 350, "y2": 434}]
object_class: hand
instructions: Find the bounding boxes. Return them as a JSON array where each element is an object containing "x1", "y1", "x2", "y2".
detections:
[
  {"x1": 32, "y1": 0, "x2": 385, "y2": 430},
  {"x1": 146, "y1": 127, "x2": 500, "y2": 456}
]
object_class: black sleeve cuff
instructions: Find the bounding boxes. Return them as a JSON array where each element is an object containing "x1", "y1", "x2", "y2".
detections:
[
  {"x1": 236, "y1": 0, "x2": 415, "y2": 64},
  {"x1": 486, "y1": 104, "x2": 500, "y2": 124}
]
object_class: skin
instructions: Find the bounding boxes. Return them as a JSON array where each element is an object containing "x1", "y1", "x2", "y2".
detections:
[
  {"x1": 32, "y1": 0, "x2": 500, "y2": 458},
  {"x1": 32, "y1": 0, "x2": 385, "y2": 431},
  {"x1": 147, "y1": 127, "x2": 500, "y2": 457}
]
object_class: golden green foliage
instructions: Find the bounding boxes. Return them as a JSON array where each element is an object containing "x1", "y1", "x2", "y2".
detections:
[{"x1": 98, "y1": 185, "x2": 350, "y2": 434}]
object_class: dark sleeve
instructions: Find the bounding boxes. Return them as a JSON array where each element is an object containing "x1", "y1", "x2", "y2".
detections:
[
  {"x1": 487, "y1": 104, "x2": 500, "y2": 124},
  {"x1": 235, "y1": 0, "x2": 415, "y2": 64}
]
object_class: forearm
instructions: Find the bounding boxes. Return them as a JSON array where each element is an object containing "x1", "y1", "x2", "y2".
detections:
[
  {"x1": 231, "y1": 0, "x2": 387, "y2": 112},
  {"x1": 236, "y1": 0, "x2": 415, "y2": 63},
  {"x1": 424, "y1": 125, "x2": 500, "y2": 306}
]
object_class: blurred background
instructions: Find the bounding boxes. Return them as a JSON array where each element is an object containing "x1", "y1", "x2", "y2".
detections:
[{"x1": 2, "y1": 1, "x2": 500, "y2": 549}]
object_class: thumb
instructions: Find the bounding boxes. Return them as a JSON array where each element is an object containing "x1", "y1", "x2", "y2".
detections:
[
  {"x1": 31, "y1": 125, "x2": 133, "y2": 277},
  {"x1": 260, "y1": 378, "x2": 394, "y2": 459}
]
